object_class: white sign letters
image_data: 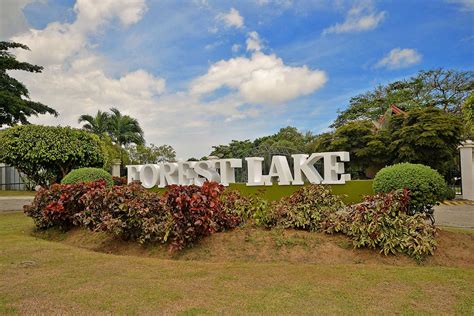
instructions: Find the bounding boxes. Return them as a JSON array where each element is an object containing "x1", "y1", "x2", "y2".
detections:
[{"x1": 126, "y1": 151, "x2": 351, "y2": 188}]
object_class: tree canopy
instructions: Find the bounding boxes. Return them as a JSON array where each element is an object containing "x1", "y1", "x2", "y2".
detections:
[
  {"x1": 0, "y1": 125, "x2": 105, "y2": 186},
  {"x1": 389, "y1": 107, "x2": 462, "y2": 176},
  {"x1": 332, "y1": 69, "x2": 474, "y2": 128},
  {"x1": 0, "y1": 41, "x2": 57, "y2": 126},
  {"x1": 127, "y1": 144, "x2": 176, "y2": 164},
  {"x1": 211, "y1": 126, "x2": 315, "y2": 159},
  {"x1": 78, "y1": 110, "x2": 110, "y2": 136},
  {"x1": 78, "y1": 108, "x2": 144, "y2": 147}
]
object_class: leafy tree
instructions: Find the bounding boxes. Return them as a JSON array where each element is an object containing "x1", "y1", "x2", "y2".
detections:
[
  {"x1": 127, "y1": 144, "x2": 176, "y2": 164},
  {"x1": 78, "y1": 110, "x2": 110, "y2": 136},
  {"x1": 0, "y1": 41, "x2": 58, "y2": 126},
  {"x1": 326, "y1": 120, "x2": 390, "y2": 178},
  {"x1": 254, "y1": 127, "x2": 315, "y2": 156},
  {"x1": 306, "y1": 132, "x2": 333, "y2": 153},
  {"x1": 462, "y1": 92, "x2": 474, "y2": 139},
  {"x1": 100, "y1": 135, "x2": 128, "y2": 170},
  {"x1": 0, "y1": 125, "x2": 105, "y2": 186},
  {"x1": 107, "y1": 107, "x2": 144, "y2": 147},
  {"x1": 389, "y1": 107, "x2": 462, "y2": 176},
  {"x1": 211, "y1": 127, "x2": 315, "y2": 160},
  {"x1": 332, "y1": 69, "x2": 474, "y2": 128},
  {"x1": 211, "y1": 140, "x2": 254, "y2": 159}
]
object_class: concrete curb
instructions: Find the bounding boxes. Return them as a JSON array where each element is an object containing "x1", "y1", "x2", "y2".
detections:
[{"x1": 0, "y1": 197, "x2": 34, "y2": 212}]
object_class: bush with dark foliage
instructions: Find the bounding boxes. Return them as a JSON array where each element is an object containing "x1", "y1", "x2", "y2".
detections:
[
  {"x1": 24, "y1": 180, "x2": 107, "y2": 230},
  {"x1": 79, "y1": 181, "x2": 168, "y2": 244},
  {"x1": 163, "y1": 182, "x2": 241, "y2": 251}
]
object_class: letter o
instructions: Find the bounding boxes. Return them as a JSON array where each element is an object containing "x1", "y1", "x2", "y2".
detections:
[{"x1": 139, "y1": 164, "x2": 159, "y2": 188}]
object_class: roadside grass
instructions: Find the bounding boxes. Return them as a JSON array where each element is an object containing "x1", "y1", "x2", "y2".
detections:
[
  {"x1": 0, "y1": 190, "x2": 35, "y2": 197},
  {"x1": 1, "y1": 212, "x2": 473, "y2": 315}
]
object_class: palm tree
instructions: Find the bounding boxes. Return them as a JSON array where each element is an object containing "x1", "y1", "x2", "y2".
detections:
[
  {"x1": 107, "y1": 107, "x2": 145, "y2": 147},
  {"x1": 78, "y1": 110, "x2": 110, "y2": 136}
]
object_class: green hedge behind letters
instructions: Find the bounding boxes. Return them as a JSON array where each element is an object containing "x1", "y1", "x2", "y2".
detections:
[{"x1": 150, "y1": 180, "x2": 373, "y2": 204}]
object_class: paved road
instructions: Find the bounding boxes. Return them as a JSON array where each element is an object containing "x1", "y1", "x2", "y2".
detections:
[
  {"x1": 0, "y1": 196, "x2": 34, "y2": 212},
  {"x1": 434, "y1": 204, "x2": 474, "y2": 229}
]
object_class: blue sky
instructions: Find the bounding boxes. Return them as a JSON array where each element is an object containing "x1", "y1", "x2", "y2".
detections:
[{"x1": 2, "y1": 0, "x2": 473, "y2": 158}]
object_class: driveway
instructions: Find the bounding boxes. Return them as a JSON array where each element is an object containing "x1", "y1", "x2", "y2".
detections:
[
  {"x1": 434, "y1": 203, "x2": 474, "y2": 229},
  {"x1": 0, "y1": 196, "x2": 34, "y2": 212}
]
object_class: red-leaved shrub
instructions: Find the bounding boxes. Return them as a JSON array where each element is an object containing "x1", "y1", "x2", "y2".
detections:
[
  {"x1": 24, "y1": 180, "x2": 107, "y2": 230},
  {"x1": 112, "y1": 176, "x2": 127, "y2": 186},
  {"x1": 163, "y1": 182, "x2": 240, "y2": 251},
  {"x1": 79, "y1": 181, "x2": 168, "y2": 243}
]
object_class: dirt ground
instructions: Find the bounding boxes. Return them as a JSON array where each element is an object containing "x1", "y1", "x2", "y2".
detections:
[{"x1": 39, "y1": 225, "x2": 474, "y2": 267}]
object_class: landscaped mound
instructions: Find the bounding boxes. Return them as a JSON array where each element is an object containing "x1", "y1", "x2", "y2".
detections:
[
  {"x1": 24, "y1": 181, "x2": 438, "y2": 260},
  {"x1": 61, "y1": 167, "x2": 114, "y2": 187}
]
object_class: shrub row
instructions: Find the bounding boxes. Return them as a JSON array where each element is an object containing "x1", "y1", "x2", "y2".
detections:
[
  {"x1": 252, "y1": 185, "x2": 437, "y2": 261},
  {"x1": 25, "y1": 181, "x2": 241, "y2": 251},
  {"x1": 25, "y1": 181, "x2": 437, "y2": 259}
]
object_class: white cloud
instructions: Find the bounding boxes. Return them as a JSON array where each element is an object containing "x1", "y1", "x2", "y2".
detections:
[
  {"x1": 254, "y1": 0, "x2": 293, "y2": 7},
  {"x1": 11, "y1": 0, "x2": 147, "y2": 66},
  {"x1": 376, "y1": 48, "x2": 422, "y2": 69},
  {"x1": 448, "y1": 0, "x2": 474, "y2": 11},
  {"x1": 322, "y1": 2, "x2": 386, "y2": 35},
  {"x1": 0, "y1": 0, "x2": 37, "y2": 38},
  {"x1": 246, "y1": 31, "x2": 262, "y2": 52},
  {"x1": 73, "y1": 0, "x2": 147, "y2": 30},
  {"x1": 216, "y1": 8, "x2": 244, "y2": 29},
  {"x1": 190, "y1": 51, "x2": 327, "y2": 104},
  {"x1": 231, "y1": 44, "x2": 241, "y2": 52}
]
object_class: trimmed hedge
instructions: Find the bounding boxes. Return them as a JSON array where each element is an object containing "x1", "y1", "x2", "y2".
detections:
[
  {"x1": 151, "y1": 180, "x2": 373, "y2": 204},
  {"x1": 373, "y1": 163, "x2": 447, "y2": 215},
  {"x1": 61, "y1": 168, "x2": 113, "y2": 187}
]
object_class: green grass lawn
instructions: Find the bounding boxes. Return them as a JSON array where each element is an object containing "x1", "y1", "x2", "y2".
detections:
[
  {"x1": 0, "y1": 190, "x2": 35, "y2": 197},
  {"x1": 0, "y1": 212, "x2": 473, "y2": 315}
]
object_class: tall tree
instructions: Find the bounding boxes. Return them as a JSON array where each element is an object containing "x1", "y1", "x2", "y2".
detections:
[
  {"x1": 326, "y1": 120, "x2": 391, "y2": 178},
  {"x1": 389, "y1": 107, "x2": 462, "y2": 176},
  {"x1": 0, "y1": 41, "x2": 58, "y2": 126},
  {"x1": 107, "y1": 107, "x2": 145, "y2": 147},
  {"x1": 78, "y1": 110, "x2": 110, "y2": 136},
  {"x1": 332, "y1": 69, "x2": 474, "y2": 128}
]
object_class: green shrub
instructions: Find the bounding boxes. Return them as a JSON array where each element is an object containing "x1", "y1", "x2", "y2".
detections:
[
  {"x1": 268, "y1": 185, "x2": 347, "y2": 231},
  {"x1": 444, "y1": 187, "x2": 456, "y2": 200},
  {"x1": 0, "y1": 125, "x2": 105, "y2": 186},
  {"x1": 61, "y1": 168, "x2": 113, "y2": 186},
  {"x1": 337, "y1": 189, "x2": 437, "y2": 261},
  {"x1": 373, "y1": 163, "x2": 447, "y2": 215}
]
